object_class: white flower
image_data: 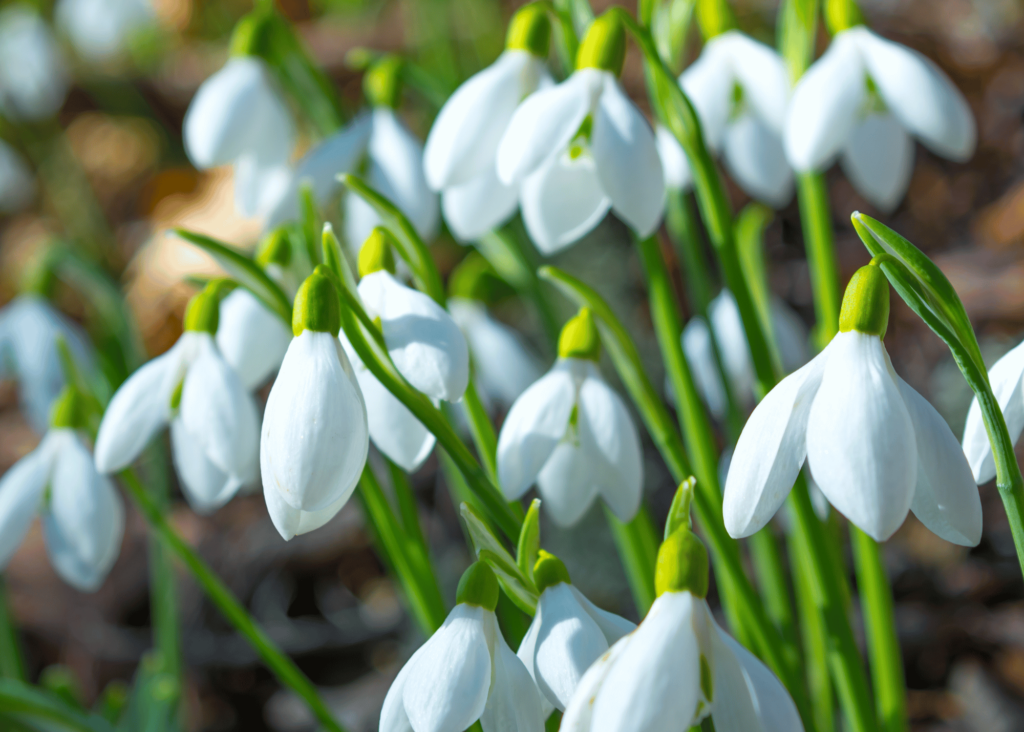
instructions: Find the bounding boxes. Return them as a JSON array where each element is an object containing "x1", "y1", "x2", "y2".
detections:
[
  {"x1": 0, "y1": 428, "x2": 123, "y2": 592},
  {"x1": 784, "y1": 26, "x2": 975, "y2": 212},
  {"x1": 681, "y1": 290, "x2": 808, "y2": 419},
  {"x1": 95, "y1": 322, "x2": 260, "y2": 515},
  {"x1": 216, "y1": 288, "x2": 292, "y2": 391},
  {"x1": 0, "y1": 139, "x2": 35, "y2": 213},
  {"x1": 963, "y1": 338, "x2": 1024, "y2": 485},
  {"x1": 561, "y1": 589, "x2": 803, "y2": 732},
  {"x1": 0, "y1": 295, "x2": 93, "y2": 434},
  {"x1": 425, "y1": 48, "x2": 551, "y2": 242},
  {"x1": 183, "y1": 56, "x2": 294, "y2": 219},
  {"x1": 657, "y1": 31, "x2": 793, "y2": 207},
  {"x1": 516, "y1": 554, "x2": 635, "y2": 713},
  {"x1": 723, "y1": 266, "x2": 981, "y2": 544},
  {"x1": 0, "y1": 6, "x2": 69, "y2": 120},
  {"x1": 497, "y1": 312, "x2": 643, "y2": 527},
  {"x1": 55, "y1": 0, "x2": 153, "y2": 62},
  {"x1": 381, "y1": 563, "x2": 544, "y2": 732},
  {"x1": 448, "y1": 298, "x2": 542, "y2": 408}
]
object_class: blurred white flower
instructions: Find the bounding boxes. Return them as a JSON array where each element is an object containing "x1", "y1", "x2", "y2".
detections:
[
  {"x1": 784, "y1": 26, "x2": 975, "y2": 212},
  {"x1": 183, "y1": 56, "x2": 294, "y2": 219},
  {"x1": 963, "y1": 338, "x2": 1024, "y2": 485},
  {"x1": 0, "y1": 6, "x2": 69, "y2": 120},
  {"x1": 216, "y1": 288, "x2": 292, "y2": 391},
  {"x1": 0, "y1": 139, "x2": 35, "y2": 214},
  {"x1": 55, "y1": 0, "x2": 153, "y2": 62}
]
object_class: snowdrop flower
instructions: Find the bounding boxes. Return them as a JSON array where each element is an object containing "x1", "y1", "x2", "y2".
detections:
[
  {"x1": 424, "y1": 5, "x2": 552, "y2": 242},
  {"x1": 657, "y1": 31, "x2": 793, "y2": 207},
  {"x1": 0, "y1": 294, "x2": 93, "y2": 434},
  {"x1": 784, "y1": 22, "x2": 975, "y2": 212},
  {"x1": 517, "y1": 551, "x2": 635, "y2": 713},
  {"x1": 381, "y1": 561, "x2": 544, "y2": 732},
  {"x1": 682, "y1": 290, "x2": 808, "y2": 418},
  {"x1": 183, "y1": 53, "x2": 294, "y2": 219},
  {"x1": 0, "y1": 140, "x2": 35, "y2": 214},
  {"x1": 0, "y1": 387, "x2": 123, "y2": 592},
  {"x1": 261, "y1": 267, "x2": 369, "y2": 540},
  {"x1": 963, "y1": 339, "x2": 1024, "y2": 485},
  {"x1": 95, "y1": 284, "x2": 260, "y2": 514},
  {"x1": 496, "y1": 14, "x2": 664, "y2": 254},
  {"x1": 267, "y1": 57, "x2": 438, "y2": 251},
  {"x1": 0, "y1": 6, "x2": 69, "y2": 120},
  {"x1": 216, "y1": 286, "x2": 292, "y2": 391},
  {"x1": 562, "y1": 522, "x2": 803, "y2": 732},
  {"x1": 497, "y1": 308, "x2": 643, "y2": 527},
  {"x1": 55, "y1": 0, "x2": 153, "y2": 62},
  {"x1": 724, "y1": 262, "x2": 982, "y2": 544}
]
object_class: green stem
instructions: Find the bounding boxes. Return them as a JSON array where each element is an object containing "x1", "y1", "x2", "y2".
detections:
[
  {"x1": 0, "y1": 578, "x2": 25, "y2": 681},
  {"x1": 791, "y1": 530, "x2": 835, "y2": 732},
  {"x1": 462, "y1": 377, "x2": 499, "y2": 484},
  {"x1": 975, "y1": 382, "x2": 1024, "y2": 576},
  {"x1": 851, "y1": 528, "x2": 907, "y2": 732},
  {"x1": 119, "y1": 469, "x2": 346, "y2": 732},
  {"x1": 604, "y1": 507, "x2": 658, "y2": 615},
  {"x1": 797, "y1": 172, "x2": 841, "y2": 350}
]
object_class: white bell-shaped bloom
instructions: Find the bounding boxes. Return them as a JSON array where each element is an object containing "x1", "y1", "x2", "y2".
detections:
[
  {"x1": 216, "y1": 288, "x2": 292, "y2": 391},
  {"x1": 55, "y1": 0, "x2": 153, "y2": 62},
  {"x1": 0, "y1": 6, "x2": 68, "y2": 121},
  {"x1": 654, "y1": 124, "x2": 692, "y2": 192},
  {"x1": 785, "y1": 26, "x2": 975, "y2": 212},
  {"x1": 0, "y1": 140, "x2": 35, "y2": 214},
  {"x1": 517, "y1": 553, "x2": 635, "y2": 713},
  {"x1": 183, "y1": 56, "x2": 294, "y2": 219},
  {"x1": 381, "y1": 562, "x2": 544, "y2": 732},
  {"x1": 963, "y1": 338, "x2": 1024, "y2": 485},
  {"x1": 0, "y1": 427, "x2": 123, "y2": 592},
  {"x1": 448, "y1": 298, "x2": 542, "y2": 408},
  {"x1": 562, "y1": 589, "x2": 803, "y2": 732},
  {"x1": 723, "y1": 266, "x2": 981, "y2": 544},
  {"x1": 681, "y1": 290, "x2": 808, "y2": 418},
  {"x1": 95, "y1": 302, "x2": 261, "y2": 514},
  {"x1": 658, "y1": 31, "x2": 793, "y2": 207},
  {"x1": 0, "y1": 295, "x2": 93, "y2": 434}
]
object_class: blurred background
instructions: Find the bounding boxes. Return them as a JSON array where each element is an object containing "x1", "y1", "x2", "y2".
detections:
[{"x1": 1, "y1": 0, "x2": 1024, "y2": 730}]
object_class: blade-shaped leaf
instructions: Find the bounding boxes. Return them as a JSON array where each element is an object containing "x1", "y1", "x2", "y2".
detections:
[
  {"x1": 0, "y1": 679, "x2": 116, "y2": 732},
  {"x1": 516, "y1": 499, "x2": 542, "y2": 584},
  {"x1": 461, "y1": 503, "x2": 537, "y2": 614},
  {"x1": 322, "y1": 223, "x2": 358, "y2": 295},
  {"x1": 665, "y1": 477, "x2": 697, "y2": 540}
]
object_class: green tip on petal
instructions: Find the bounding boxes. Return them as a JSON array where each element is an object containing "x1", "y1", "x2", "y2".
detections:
[
  {"x1": 506, "y1": 3, "x2": 551, "y2": 58},
  {"x1": 256, "y1": 228, "x2": 293, "y2": 268},
  {"x1": 655, "y1": 527, "x2": 709, "y2": 599},
  {"x1": 49, "y1": 385, "x2": 86, "y2": 430},
  {"x1": 358, "y1": 228, "x2": 398, "y2": 278},
  {"x1": 229, "y1": 10, "x2": 272, "y2": 57},
  {"x1": 364, "y1": 54, "x2": 404, "y2": 109},
  {"x1": 456, "y1": 561, "x2": 499, "y2": 611},
  {"x1": 533, "y1": 550, "x2": 571, "y2": 593},
  {"x1": 448, "y1": 252, "x2": 514, "y2": 304},
  {"x1": 839, "y1": 263, "x2": 889, "y2": 337},
  {"x1": 824, "y1": 0, "x2": 865, "y2": 34},
  {"x1": 576, "y1": 13, "x2": 626, "y2": 75},
  {"x1": 558, "y1": 307, "x2": 601, "y2": 361},
  {"x1": 292, "y1": 266, "x2": 341, "y2": 337}
]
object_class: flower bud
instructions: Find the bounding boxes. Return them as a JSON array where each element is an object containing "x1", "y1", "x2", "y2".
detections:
[
  {"x1": 558, "y1": 307, "x2": 601, "y2": 361},
  {"x1": 49, "y1": 385, "x2": 87, "y2": 430},
  {"x1": 456, "y1": 561, "x2": 500, "y2": 611},
  {"x1": 184, "y1": 279, "x2": 234, "y2": 335},
  {"x1": 838, "y1": 263, "x2": 889, "y2": 338},
  {"x1": 292, "y1": 266, "x2": 341, "y2": 337},
  {"x1": 506, "y1": 3, "x2": 551, "y2": 58},
  {"x1": 654, "y1": 527, "x2": 709, "y2": 598},
  {"x1": 825, "y1": 0, "x2": 865, "y2": 34},
  {"x1": 363, "y1": 55, "x2": 404, "y2": 109},
  {"x1": 533, "y1": 550, "x2": 571, "y2": 592},
  {"x1": 576, "y1": 14, "x2": 625, "y2": 76},
  {"x1": 256, "y1": 227, "x2": 292, "y2": 268},
  {"x1": 358, "y1": 227, "x2": 398, "y2": 277}
]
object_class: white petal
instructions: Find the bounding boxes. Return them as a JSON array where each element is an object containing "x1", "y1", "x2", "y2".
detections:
[
  {"x1": 723, "y1": 347, "x2": 829, "y2": 538},
  {"x1": 0, "y1": 7, "x2": 69, "y2": 121},
  {"x1": 784, "y1": 32, "x2": 867, "y2": 172},
  {"x1": 497, "y1": 361, "x2": 577, "y2": 501},
  {"x1": 840, "y1": 112, "x2": 915, "y2": 213},
  {"x1": 654, "y1": 124, "x2": 692, "y2": 190},
  {"x1": 261, "y1": 464, "x2": 350, "y2": 541},
  {"x1": 591, "y1": 80, "x2": 665, "y2": 237},
  {"x1": 403, "y1": 604, "x2": 492, "y2": 732},
  {"x1": 481, "y1": 613, "x2": 545, "y2": 732},
  {"x1": 897, "y1": 376, "x2": 982, "y2": 546},
  {"x1": 216, "y1": 288, "x2": 292, "y2": 390},
  {"x1": 519, "y1": 152, "x2": 611, "y2": 255},
  {"x1": 570, "y1": 586, "x2": 636, "y2": 643},
  {"x1": 426, "y1": 51, "x2": 547, "y2": 189},
  {"x1": 234, "y1": 152, "x2": 291, "y2": 219},
  {"x1": 261, "y1": 331, "x2": 369, "y2": 512},
  {"x1": 0, "y1": 139, "x2": 35, "y2": 213},
  {"x1": 709, "y1": 290, "x2": 755, "y2": 399},
  {"x1": 722, "y1": 113, "x2": 794, "y2": 208},
  {"x1": 0, "y1": 435, "x2": 53, "y2": 567},
  {"x1": 963, "y1": 340, "x2": 1024, "y2": 484},
  {"x1": 704, "y1": 612, "x2": 764, "y2": 732},
  {"x1": 680, "y1": 44, "x2": 734, "y2": 152},
  {"x1": 380, "y1": 648, "x2": 417, "y2": 732},
  {"x1": 716, "y1": 31, "x2": 791, "y2": 133},
  {"x1": 358, "y1": 271, "x2": 470, "y2": 402},
  {"x1": 441, "y1": 166, "x2": 519, "y2": 243},
  {"x1": 681, "y1": 316, "x2": 728, "y2": 419},
  {"x1": 560, "y1": 633, "x2": 633, "y2": 732},
  {"x1": 806, "y1": 332, "x2": 917, "y2": 541},
  {"x1": 43, "y1": 431, "x2": 123, "y2": 591},
  {"x1": 496, "y1": 69, "x2": 603, "y2": 185},
  {"x1": 536, "y1": 441, "x2": 600, "y2": 528},
  {"x1": 171, "y1": 418, "x2": 244, "y2": 514},
  {"x1": 852, "y1": 27, "x2": 975, "y2": 161}
]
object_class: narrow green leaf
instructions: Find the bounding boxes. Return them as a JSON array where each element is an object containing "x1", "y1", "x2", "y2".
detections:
[
  {"x1": 665, "y1": 477, "x2": 697, "y2": 540},
  {"x1": 517, "y1": 499, "x2": 542, "y2": 583},
  {"x1": 322, "y1": 223, "x2": 358, "y2": 295},
  {"x1": 461, "y1": 503, "x2": 538, "y2": 613},
  {"x1": 0, "y1": 679, "x2": 115, "y2": 732}
]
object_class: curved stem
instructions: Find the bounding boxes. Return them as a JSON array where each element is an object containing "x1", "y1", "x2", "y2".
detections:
[
  {"x1": 797, "y1": 172, "x2": 841, "y2": 350},
  {"x1": 0, "y1": 578, "x2": 25, "y2": 681}
]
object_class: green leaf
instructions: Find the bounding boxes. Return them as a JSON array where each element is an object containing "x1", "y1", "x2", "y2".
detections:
[
  {"x1": 516, "y1": 499, "x2": 542, "y2": 584},
  {"x1": 174, "y1": 229, "x2": 292, "y2": 326},
  {"x1": 299, "y1": 183, "x2": 321, "y2": 269},
  {"x1": 0, "y1": 679, "x2": 116, "y2": 732},
  {"x1": 665, "y1": 477, "x2": 697, "y2": 540},
  {"x1": 461, "y1": 503, "x2": 538, "y2": 614},
  {"x1": 322, "y1": 223, "x2": 358, "y2": 295}
]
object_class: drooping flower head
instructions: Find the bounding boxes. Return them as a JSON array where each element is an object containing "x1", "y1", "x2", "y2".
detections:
[
  {"x1": 497, "y1": 308, "x2": 643, "y2": 526},
  {"x1": 724, "y1": 261, "x2": 982, "y2": 544},
  {"x1": 963, "y1": 339, "x2": 1024, "y2": 486}
]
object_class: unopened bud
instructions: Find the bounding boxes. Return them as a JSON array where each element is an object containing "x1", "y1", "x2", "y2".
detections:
[
  {"x1": 456, "y1": 561, "x2": 500, "y2": 611},
  {"x1": 292, "y1": 266, "x2": 341, "y2": 337},
  {"x1": 184, "y1": 279, "x2": 234, "y2": 335},
  {"x1": 558, "y1": 308, "x2": 601, "y2": 361},
  {"x1": 534, "y1": 550, "x2": 571, "y2": 593},
  {"x1": 839, "y1": 263, "x2": 889, "y2": 337},
  {"x1": 576, "y1": 14, "x2": 626, "y2": 76},
  {"x1": 506, "y1": 4, "x2": 551, "y2": 58},
  {"x1": 655, "y1": 527, "x2": 709, "y2": 599}
]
